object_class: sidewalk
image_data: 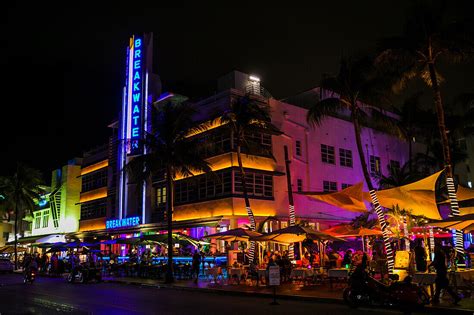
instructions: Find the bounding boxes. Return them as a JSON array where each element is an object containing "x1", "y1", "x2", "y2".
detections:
[{"x1": 102, "y1": 275, "x2": 474, "y2": 314}]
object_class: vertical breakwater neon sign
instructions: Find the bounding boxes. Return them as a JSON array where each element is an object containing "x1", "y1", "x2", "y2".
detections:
[{"x1": 126, "y1": 35, "x2": 144, "y2": 155}]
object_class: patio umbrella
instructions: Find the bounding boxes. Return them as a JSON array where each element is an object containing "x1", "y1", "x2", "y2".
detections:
[
  {"x1": 0, "y1": 246, "x2": 27, "y2": 254},
  {"x1": 427, "y1": 214, "x2": 474, "y2": 231},
  {"x1": 46, "y1": 246, "x2": 68, "y2": 253},
  {"x1": 324, "y1": 224, "x2": 383, "y2": 252},
  {"x1": 251, "y1": 225, "x2": 344, "y2": 244},
  {"x1": 142, "y1": 233, "x2": 208, "y2": 247},
  {"x1": 101, "y1": 238, "x2": 141, "y2": 245},
  {"x1": 203, "y1": 228, "x2": 262, "y2": 242},
  {"x1": 65, "y1": 241, "x2": 97, "y2": 248}
]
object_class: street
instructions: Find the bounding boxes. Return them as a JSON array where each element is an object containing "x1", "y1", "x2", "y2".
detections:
[{"x1": 0, "y1": 274, "x2": 415, "y2": 315}]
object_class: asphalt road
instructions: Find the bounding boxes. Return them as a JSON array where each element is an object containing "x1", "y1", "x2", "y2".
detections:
[{"x1": 0, "y1": 274, "x2": 419, "y2": 315}]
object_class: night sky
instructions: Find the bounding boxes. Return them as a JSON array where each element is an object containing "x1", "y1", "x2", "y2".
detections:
[{"x1": 2, "y1": 1, "x2": 473, "y2": 181}]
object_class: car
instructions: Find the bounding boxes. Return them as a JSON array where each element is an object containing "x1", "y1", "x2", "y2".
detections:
[{"x1": 0, "y1": 258, "x2": 14, "y2": 273}]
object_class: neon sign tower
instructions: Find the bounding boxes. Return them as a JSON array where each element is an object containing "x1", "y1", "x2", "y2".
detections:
[{"x1": 118, "y1": 33, "x2": 159, "y2": 224}]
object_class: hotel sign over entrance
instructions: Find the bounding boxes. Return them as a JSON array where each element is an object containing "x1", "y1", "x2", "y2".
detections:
[
  {"x1": 106, "y1": 216, "x2": 140, "y2": 229},
  {"x1": 125, "y1": 35, "x2": 145, "y2": 155}
]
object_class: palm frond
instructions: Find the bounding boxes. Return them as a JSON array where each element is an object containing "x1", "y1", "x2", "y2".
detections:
[{"x1": 306, "y1": 97, "x2": 344, "y2": 126}]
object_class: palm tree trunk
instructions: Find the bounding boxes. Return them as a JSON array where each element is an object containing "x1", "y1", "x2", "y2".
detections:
[
  {"x1": 408, "y1": 138, "x2": 413, "y2": 173},
  {"x1": 353, "y1": 114, "x2": 395, "y2": 274},
  {"x1": 236, "y1": 142, "x2": 256, "y2": 263},
  {"x1": 165, "y1": 166, "x2": 174, "y2": 283},
  {"x1": 14, "y1": 203, "x2": 18, "y2": 270},
  {"x1": 427, "y1": 61, "x2": 463, "y2": 255}
]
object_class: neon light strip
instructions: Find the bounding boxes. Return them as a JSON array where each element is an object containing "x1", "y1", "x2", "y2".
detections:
[
  {"x1": 155, "y1": 92, "x2": 175, "y2": 103},
  {"x1": 126, "y1": 36, "x2": 135, "y2": 153},
  {"x1": 142, "y1": 71, "x2": 149, "y2": 224},
  {"x1": 119, "y1": 85, "x2": 127, "y2": 219}
]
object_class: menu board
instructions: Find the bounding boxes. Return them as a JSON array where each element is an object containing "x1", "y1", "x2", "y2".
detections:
[{"x1": 268, "y1": 266, "x2": 281, "y2": 286}]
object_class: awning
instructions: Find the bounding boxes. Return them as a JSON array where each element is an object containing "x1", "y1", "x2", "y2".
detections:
[
  {"x1": 302, "y1": 171, "x2": 444, "y2": 220},
  {"x1": 364, "y1": 170, "x2": 444, "y2": 220},
  {"x1": 302, "y1": 182, "x2": 367, "y2": 213}
]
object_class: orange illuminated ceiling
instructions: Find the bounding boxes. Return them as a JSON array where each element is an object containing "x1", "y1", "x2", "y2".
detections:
[
  {"x1": 174, "y1": 153, "x2": 276, "y2": 180},
  {"x1": 185, "y1": 118, "x2": 225, "y2": 138},
  {"x1": 173, "y1": 197, "x2": 276, "y2": 221},
  {"x1": 79, "y1": 217, "x2": 106, "y2": 232},
  {"x1": 80, "y1": 160, "x2": 109, "y2": 176},
  {"x1": 79, "y1": 187, "x2": 107, "y2": 203}
]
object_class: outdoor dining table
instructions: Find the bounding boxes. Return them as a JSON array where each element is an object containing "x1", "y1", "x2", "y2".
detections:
[
  {"x1": 450, "y1": 269, "x2": 474, "y2": 287},
  {"x1": 206, "y1": 267, "x2": 223, "y2": 283},
  {"x1": 290, "y1": 268, "x2": 314, "y2": 283},
  {"x1": 228, "y1": 268, "x2": 247, "y2": 284},
  {"x1": 413, "y1": 272, "x2": 437, "y2": 296},
  {"x1": 328, "y1": 268, "x2": 349, "y2": 288}
]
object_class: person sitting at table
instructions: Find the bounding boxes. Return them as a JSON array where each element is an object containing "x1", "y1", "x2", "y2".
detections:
[
  {"x1": 248, "y1": 260, "x2": 259, "y2": 285},
  {"x1": 414, "y1": 239, "x2": 427, "y2": 272},
  {"x1": 342, "y1": 250, "x2": 352, "y2": 268},
  {"x1": 328, "y1": 249, "x2": 339, "y2": 268},
  {"x1": 301, "y1": 252, "x2": 310, "y2": 267},
  {"x1": 352, "y1": 250, "x2": 363, "y2": 266},
  {"x1": 281, "y1": 253, "x2": 292, "y2": 282}
]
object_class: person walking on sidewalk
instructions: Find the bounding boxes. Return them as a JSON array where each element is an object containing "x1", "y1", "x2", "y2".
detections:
[
  {"x1": 192, "y1": 250, "x2": 201, "y2": 284},
  {"x1": 429, "y1": 246, "x2": 461, "y2": 305}
]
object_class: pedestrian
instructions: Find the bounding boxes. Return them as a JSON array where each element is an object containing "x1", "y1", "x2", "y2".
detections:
[
  {"x1": 192, "y1": 250, "x2": 201, "y2": 284},
  {"x1": 51, "y1": 253, "x2": 59, "y2": 276},
  {"x1": 200, "y1": 249, "x2": 206, "y2": 276},
  {"x1": 40, "y1": 253, "x2": 49, "y2": 273},
  {"x1": 429, "y1": 246, "x2": 461, "y2": 305}
]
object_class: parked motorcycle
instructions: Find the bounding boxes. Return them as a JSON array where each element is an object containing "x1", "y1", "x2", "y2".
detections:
[
  {"x1": 23, "y1": 268, "x2": 36, "y2": 284},
  {"x1": 67, "y1": 265, "x2": 102, "y2": 284},
  {"x1": 343, "y1": 268, "x2": 430, "y2": 310}
]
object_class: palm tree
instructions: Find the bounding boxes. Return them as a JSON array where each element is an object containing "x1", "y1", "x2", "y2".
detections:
[
  {"x1": 378, "y1": 161, "x2": 421, "y2": 190},
  {"x1": 219, "y1": 94, "x2": 279, "y2": 263},
  {"x1": 394, "y1": 92, "x2": 433, "y2": 172},
  {"x1": 0, "y1": 163, "x2": 43, "y2": 269},
  {"x1": 376, "y1": 1, "x2": 473, "y2": 254},
  {"x1": 307, "y1": 55, "x2": 402, "y2": 273},
  {"x1": 126, "y1": 99, "x2": 211, "y2": 283}
]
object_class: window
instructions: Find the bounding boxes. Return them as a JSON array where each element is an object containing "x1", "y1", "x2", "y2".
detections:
[
  {"x1": 297, "y1": 179, "x2": 303, "y2": 192},
  {"x1": 156, "y1": 187, "x2": 167, "y2": 206},
  {"x1": 235, "y1": 131, "x2": 273, "y2": 156},
  {"x1": 370, "y1": 155, "x2": 381, "y2": 175},
  {"x1": 323, "y1": 181, "x2": 337, "y2": 192},
  {"x1": 81, "y1": 168, "x2": 108, "y2": 192},
  {"x1": 42, "y1": 211, "x2": 49, "y2": 228},
  {"x1": 341, "y1": 183, "x2": 351, "y2": 190},
  {"x1": 198, "y1": 130, "x2": 232, "y2": 157},
  {"x1": 80, "y1": 198, "x2": 107, "y2": 220},
  {"x1": 174, "y1": 170, "x2": 232, "y2": 204},
  {"x1": 234, "y1": 171, "x2": 273, "y2": 198},
  {"x1": 339, "y1": 148, "x2": 353, "y2": 167},
  {"x1": 34, "y1": 213, "x2": 41, "y2": 229},
  {"x1": 389, "y1": 160, "x2": 401, "y2": 174},
  {"x1": 296, "y1": 141, "x2": 302, "y2": 156},
  {"x1": 321, "y1": 144, "x2": 335, "y2": 164}
]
